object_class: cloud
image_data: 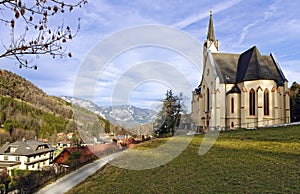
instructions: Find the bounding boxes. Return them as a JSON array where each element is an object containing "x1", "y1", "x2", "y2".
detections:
[
  {"x1": 237, "y1": 0, "x2": 280, "y2": 44},
  {"x1": 93, "y1": 48, "x2": 199, "y2": 110},
  {"x1": 173, "y1": 0, "x2": 242, "y2": 29},
  {"x1": 88, "y1": 43, "x2": 201, "y2": 110}
]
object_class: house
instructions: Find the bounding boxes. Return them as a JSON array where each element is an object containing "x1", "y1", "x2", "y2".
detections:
[
  {"x1": 53, "y1": 143, "x2": 120, "y2": 171},
  {"x1": 0, "y1": 140, "x2": 55, "y2": 174},
  {"x1": 53, "y1": 146, "x2": 94, "y2": 167},
  {"x1": 191, "y1": 11, "x2": 290, "y2": 131},
  {"x1": 56, "y1": 139, "x2": 72, "y2": 148},
  {"x1": 53, "y1": 146, "x2": 96, "y2": 167}
]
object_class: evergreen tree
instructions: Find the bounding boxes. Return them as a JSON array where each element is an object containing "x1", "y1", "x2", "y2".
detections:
[
  {"x1": 154, "y1": 90, "x2": 183, "y2": 137},
  {"x1": 290, "y1": 82, "x2": 300, "y2": 122}
]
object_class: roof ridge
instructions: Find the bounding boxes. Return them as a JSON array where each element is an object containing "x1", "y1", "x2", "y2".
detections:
[{"x1": 236, "y1": 46, "x2": 257, "y2": 82}]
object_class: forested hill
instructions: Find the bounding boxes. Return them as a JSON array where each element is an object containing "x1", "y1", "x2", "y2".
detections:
[
  {"x1": 0, "y1": 70, "x2": 72, "y2": 117},
  {"x1": 0, "y1": 70, "x2": 108, "y2": 145}
]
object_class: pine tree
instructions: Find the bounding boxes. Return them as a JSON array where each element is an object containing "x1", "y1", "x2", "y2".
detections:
[{"x1": 154, "y1": 90, "x2": 183, "y2": 137}]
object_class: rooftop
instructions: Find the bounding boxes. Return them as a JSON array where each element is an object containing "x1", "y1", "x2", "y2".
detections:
[
  {"x1": 0, "y1": 140, "x2": 55, "y2": 156},
  {"x1": 211, "y1": 46, "x2": 286, "y2": 86}
]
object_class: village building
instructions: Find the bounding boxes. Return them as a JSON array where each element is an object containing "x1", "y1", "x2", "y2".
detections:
[
  {"x1": 191, "y1": 11, "x2": 290, "y2": 131},
  {"x1": 53, "y1": 144, "x2": 119, "y2": 168},
  {"x1": 56, "y1": 139, "x2": 72, "y2": 149},
  {"x1": 0, "y1": 140, "x2": 55, "y2": 174},
  {"x1": 53, "y1": 146, "x2": 95, "y2": 168}
]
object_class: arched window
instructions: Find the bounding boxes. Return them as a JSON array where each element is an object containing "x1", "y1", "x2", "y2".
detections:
[
  {"x1": 249, "y1": 89, "x2": 255, "y2": 115},
  {"x1": 206, "y1": 88, "x2": 210, "y2": 111},
  {"x1": 231, "y1": 97, "x2": 234, "y2": 113},
  {"x1": 264, "y1": 89, "x2": 269, "y2": 115}
]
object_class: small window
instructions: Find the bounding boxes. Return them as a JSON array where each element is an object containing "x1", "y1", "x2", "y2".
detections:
[
  {"x1": 264, "y1": 69, "x2": 270, "y2": 75},
  {"x1": 207, "y1": 88, "x2": 210, "y2": 111},
  {"x1": 249, "y1": 89, "x2": 255, "y2": 116},
  {"x1": 10, "y1": 147, "x2": 17, "y2": 153},
  {"x1": 4, "y1": 156, "x2": 8, "y2": 161},
  {"x1": 16, "y1": 156, "x2": 20, "y2": 161},
  {"x1": 225, "y1": 75, "x2": 230, "y2": 80}
]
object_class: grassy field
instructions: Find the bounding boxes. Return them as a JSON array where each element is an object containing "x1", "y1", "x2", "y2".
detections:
[{"x1": 67, "y1": 126, "x2": 300, "y2": 194}]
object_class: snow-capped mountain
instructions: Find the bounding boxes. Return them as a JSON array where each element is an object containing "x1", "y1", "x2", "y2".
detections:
[{"x1": 61, "y1": 96, "x2": 157, "y2": 128}]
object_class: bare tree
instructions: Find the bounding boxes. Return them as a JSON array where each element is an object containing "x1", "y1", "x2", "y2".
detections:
[{"x1": 0, "y1": 0, "x2": 88, "y2": 69}]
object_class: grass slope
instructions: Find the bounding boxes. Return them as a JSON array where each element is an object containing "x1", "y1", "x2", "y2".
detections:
[{"x1": 67, "y1": 126, "x2": 300, "y2": 194}]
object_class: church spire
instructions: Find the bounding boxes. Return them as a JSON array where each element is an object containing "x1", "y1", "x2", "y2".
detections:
[
  {"x1": 204, "y1": 10, "x2": 218, "y2": 52},
  {"x1": 207, "y1": 10, "x2": 215, "y2": 41}
]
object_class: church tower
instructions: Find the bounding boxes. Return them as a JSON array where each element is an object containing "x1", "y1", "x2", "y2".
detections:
[{"x1": 204, "y1": 11, "x2": 219, "y2": 52}]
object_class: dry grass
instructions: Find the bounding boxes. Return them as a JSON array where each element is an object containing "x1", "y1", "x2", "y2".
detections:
[{"x1": 67, "y1": 125, "x2": 300, "y2": 194}]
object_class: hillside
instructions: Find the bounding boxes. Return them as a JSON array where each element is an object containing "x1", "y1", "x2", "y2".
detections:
[
  {"x1": 67, "y1": 125, "x2": 300, "y2": 193},
  {"x1": 0, "y1": 70, "x2": 112, "y2": 144}
]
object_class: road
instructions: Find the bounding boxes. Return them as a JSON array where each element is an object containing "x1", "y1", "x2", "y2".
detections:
[{"x1": 35, "y1": 152, "x2": 122, "y2": 194}]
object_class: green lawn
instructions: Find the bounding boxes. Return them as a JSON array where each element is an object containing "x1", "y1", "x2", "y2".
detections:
[{"x1": 67, "y1": 126, "x2": 300, "y2": 194}]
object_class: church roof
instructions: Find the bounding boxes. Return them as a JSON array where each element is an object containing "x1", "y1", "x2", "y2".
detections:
[
  {"x1": 211, "y1": 53, "x2": 240, "y2": 84},
  {"x1": 227, "y1": 85, "x2": 241, "y2": 94},
  {"x1": 211, "y1": 46, "x2": 286, "y2": 86},
  {"x1": 236, "y1": 46, "x2": 286, "y2": 84},
  {"x1": 207, "y1": 11, "x2": 215, "y2": 41}
]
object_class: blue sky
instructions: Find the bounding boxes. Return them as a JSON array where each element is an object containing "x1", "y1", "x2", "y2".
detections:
[{"x1": 1, "y1": 0, "x2": 300, "y2": 111}]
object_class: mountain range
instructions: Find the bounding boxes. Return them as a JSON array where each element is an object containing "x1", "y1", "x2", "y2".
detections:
[{"x1": 61, "y1": 96, "x2": 158, "y2": 128}]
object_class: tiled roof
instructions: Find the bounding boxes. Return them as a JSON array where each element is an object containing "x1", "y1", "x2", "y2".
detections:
[
  {"x1": 53, "y1": 146, "x2": 96, "y2": 165},
  {"x1": 211, "y1": 46, "x2": 286, "y2": 86},
  {"x1": 212, "y1": 53, "x2": 240, "y2": 84},
  {"x1": 236, "y1": 46, "x2": 285, "y2": 84},
  {"x1": 0, "y1": 140, "x2": 55, "y2": 156}
]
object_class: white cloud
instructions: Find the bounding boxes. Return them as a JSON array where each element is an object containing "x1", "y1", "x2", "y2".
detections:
[
  {"x1": 173, "y1": 0, "x2": 242, "y2": 29},
  {"x1": 88, "y1": 54, "x2": 195, "y2": 111},
  {"x1": 237, "y1": 0, "x2": 280, "y2": 44}
]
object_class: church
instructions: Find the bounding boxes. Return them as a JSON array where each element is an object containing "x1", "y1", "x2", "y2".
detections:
[{"x1": 191, "y1": 11, "x2": 290, "y2": 131}]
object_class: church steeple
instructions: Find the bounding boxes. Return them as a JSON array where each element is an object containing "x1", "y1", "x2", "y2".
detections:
[
  {"x1": 207, "y1": 10, "x2": 215, "y2": 41},
  {"x1": 204, "y1": 10, "x2": 218, "y2": 52}
]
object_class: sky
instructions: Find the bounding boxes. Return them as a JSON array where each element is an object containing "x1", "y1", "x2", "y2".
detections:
[{"x1": 1, "y1": 0, "x2": 300, "y2": 112}]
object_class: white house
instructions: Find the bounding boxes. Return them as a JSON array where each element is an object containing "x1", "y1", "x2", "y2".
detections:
[
  {"x1": 0, "y1": 140, "x2": 55, "y2": 174},
  {"x1": 191, "y1": 11, "x2": 290, "y2": 131}
]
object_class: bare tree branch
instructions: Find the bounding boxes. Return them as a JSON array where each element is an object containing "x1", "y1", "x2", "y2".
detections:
[{"x1": 0, "y1": 0, "x2": 88, "y2": 69}]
